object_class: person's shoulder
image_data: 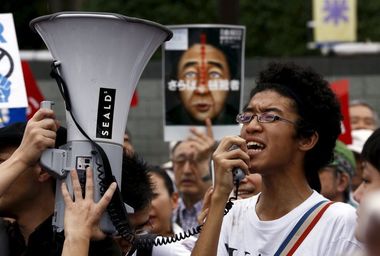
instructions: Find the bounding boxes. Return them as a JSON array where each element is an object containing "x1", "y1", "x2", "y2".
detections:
[
  {"x1": 323, "y1": 201, "x2": 357, "y2": 227},
  {"x1": 326, "y1": 201, "x2": 356, "y2": 217},
  {"x1": 310, "y1": 193, "x2": 357, "y2": 223}
]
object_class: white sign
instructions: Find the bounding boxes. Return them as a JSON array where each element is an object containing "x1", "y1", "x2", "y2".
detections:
[
  {"x1": 165, "y1": 28, "x2": 188, "y2": 51},
  {"x1": 0, "y1": 13, "x2": 28, "y2": 108}
]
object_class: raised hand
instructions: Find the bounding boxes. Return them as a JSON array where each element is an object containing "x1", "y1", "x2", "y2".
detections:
[
  {"x1": 62, "y1": 168, "x2": 117, "y2": 242},
  {"x1": 14, "y1": 108, "x2": 58, "y2": 168},
  {"x1": 212, "y1": 136, "x2": 249, "y2": 198},
  {"x1": 188, "y1": 118, "x2": 216, "y2": 162},
  {"x1": 197, "y1": 187, "x2": 213, "y2": 225}
]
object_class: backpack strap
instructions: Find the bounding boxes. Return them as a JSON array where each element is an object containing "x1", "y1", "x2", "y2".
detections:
[{"x1": 274, "y1": 200, "x2": 334, "y2": 256}]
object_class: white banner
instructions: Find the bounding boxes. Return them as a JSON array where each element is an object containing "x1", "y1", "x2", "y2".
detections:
[{"x1": 0, "y1": 13, "x2": 28, "y2": 108}]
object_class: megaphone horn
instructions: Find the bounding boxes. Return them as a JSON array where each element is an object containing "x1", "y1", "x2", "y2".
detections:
[{"x1": 31, "y1": 12, "x2": 172, "y2": 235}]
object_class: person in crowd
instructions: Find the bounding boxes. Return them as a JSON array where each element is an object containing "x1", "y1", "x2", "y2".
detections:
[
  {"x1": 113, "y1": 153, "x2": 153, "y2": 255},
  {"x1": 0, "y1": 109, "x2": 190, "y2": 256},
  {"x1": 172, "y1": 118, "x2": 215, "y2": 232},
  {"x1": 348, "y1": 129, "x2": 374, "y2": 192},
  {"x1": 353, "y1": 128, "x2": 380, "y2": 205},
  {"x1": 147, "y1": 167, "x2": 180, "y2": 236},
  {"x1": 0, "y1": 109, "x2": 58, "y2": 255},
  {"x1": 0, "y1": 113, "x2": 122, "y2": 255},
  {"x1": 349, "y1": 100, "x2": 379, "y2": 131},
  {"x1": 0, "y1": 108, "x2": 58, "y2": 198},
  {"x1": 354, "y1": 190, "x2": 380, "y2": 256},
  {"x1": 348, "y1": 100, "x2": 378, "y2": 195},
  {"x1": 121, "y1": 153, "x2": 153, "y2": 234},
  {"x1": 147, "y1": 167, "x2": 196, "y2": 250},
  {"x1": 352, "y1": 128, "x2": 380, "y2": 256},
  {"x1": 191, "y1": 62, "x2": 363, "y2": 256},
  {"x1": 318, "y1": 140, "x2": 357, "y2": 206},
  {"x1": 233, "y1": 173, "x2": 262, "y2": 200},
  {"x1": 117, "y1": 154, "x2": 193, "y2": 256},
  {"x1": 198, "y1": 173, "x2": 262, "y2": 228},
  {"x1": 199, "y1": 173, "x2": 262, "y2": 225},
  {"x1": 123, "y1": 128, "x2": 135, "y2": 157}
]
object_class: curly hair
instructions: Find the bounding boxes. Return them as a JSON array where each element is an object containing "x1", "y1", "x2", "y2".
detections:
[
  {"x1": 362, "y1": 128, "x2": 380, "y2": 172},
  {"x1": 249, "y1": 62, "x2": 342, "y2": 191}
]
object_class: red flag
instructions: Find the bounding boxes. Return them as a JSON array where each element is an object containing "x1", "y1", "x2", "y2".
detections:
[
  {"x1": 131, "y1": 90, "x2": 138, "y2": 107},
  {"x1": 21, "y1": 61, "x2": 45, "y2": 120},
  {"x1": 330, "y1": 79, "x2": 352, "y2": 144}
]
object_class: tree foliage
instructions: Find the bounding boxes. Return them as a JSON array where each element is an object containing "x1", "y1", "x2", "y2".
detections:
[
  {"x1": 83, "y1": 0, "x2": 218, "y2": 25},
  {"x1": 1, "y1": 0, "x2": 380, "y2": 56}
]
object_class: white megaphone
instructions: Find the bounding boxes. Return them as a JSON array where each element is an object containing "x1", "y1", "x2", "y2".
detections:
[{"x1": 31, "y1": 12, "x2": 172, "y2": 236}]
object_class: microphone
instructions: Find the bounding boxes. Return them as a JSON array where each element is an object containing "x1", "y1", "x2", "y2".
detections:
[
  {"x1": 233, "y1": 168, "x2": 245, "y2": 184},
  {"x1": 229, "y1": 145, "x2": 246, "y2": 184}
]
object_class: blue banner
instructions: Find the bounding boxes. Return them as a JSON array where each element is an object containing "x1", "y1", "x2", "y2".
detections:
[{"x1": 0, "y1": 108, "x2": 27, "y2": 128}]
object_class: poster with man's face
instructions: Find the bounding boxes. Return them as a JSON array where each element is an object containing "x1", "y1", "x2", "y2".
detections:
[{"x1": 163, "y1": 25, "x2": 245, "y2": 141}]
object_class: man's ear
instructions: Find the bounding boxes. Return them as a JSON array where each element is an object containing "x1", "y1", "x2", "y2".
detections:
[
  {"x1": 171, "y1": 191, "x2": 179, "y2": 210},
  {"x1": 298, "y1": 131, "x2": 319, "y2": 152},
  {"x1": 337, "y1": 172, "x2": 350, "y2": 193},
  {"x1": 37, "y1": 166, "x2": 52, "y2": 182}
]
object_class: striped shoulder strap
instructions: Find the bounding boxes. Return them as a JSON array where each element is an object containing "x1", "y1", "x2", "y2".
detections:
[{"x1": 274, "y1": 200, "x2": 334, "y2": 256}]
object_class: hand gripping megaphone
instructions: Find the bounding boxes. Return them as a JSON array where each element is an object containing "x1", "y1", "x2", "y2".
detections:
[{"x1": 30, "y1": 12, "x2": 172, "y2": 239}]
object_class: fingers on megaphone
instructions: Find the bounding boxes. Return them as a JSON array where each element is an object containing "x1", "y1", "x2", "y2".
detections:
[
  {"x1": 40, "y1": 100, "x2": 55, "y2": 110},
  {"x1": 29, "y1": 101, "x2": 55, "y2": 124},
  {"x1": 35, "y1": 101, "x2": 59, "y2": 132}
]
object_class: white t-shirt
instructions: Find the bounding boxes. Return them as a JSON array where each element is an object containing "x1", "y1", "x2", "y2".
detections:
[
  {"x1": 217, "y1": 191, "x2": 363, "y2": 256},
  {"x1": 130, "y1": 235, "x2": 192, "y2": 256},
  {"x1": 151, "y1": 223, "x2": 195, "y2": 256},
  {"x1": 129, "y1": 224, "x2": 194, "y2": 256}
]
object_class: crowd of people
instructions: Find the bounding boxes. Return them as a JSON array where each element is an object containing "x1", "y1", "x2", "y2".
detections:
[{"x1": 0, "y1": 61, "x2": 380, "y2": 256}]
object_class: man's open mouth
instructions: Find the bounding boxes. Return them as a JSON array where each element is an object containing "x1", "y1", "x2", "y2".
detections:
[{"x1": 247, "y1": 141, "x2": 265, "y2": 151}]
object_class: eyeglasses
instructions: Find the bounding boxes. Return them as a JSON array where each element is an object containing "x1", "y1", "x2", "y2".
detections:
[{"x1": 236, "y1": 112, "x2": 296, "y2": 125}]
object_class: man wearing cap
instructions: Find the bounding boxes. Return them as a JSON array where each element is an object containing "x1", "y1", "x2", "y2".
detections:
[{"x1": 319, "y1": 140, "x2": 357, "y2": 206}]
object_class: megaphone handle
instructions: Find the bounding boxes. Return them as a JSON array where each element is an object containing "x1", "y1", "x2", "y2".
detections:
[{"x1": 40, "y1": 100, "x2": 55, "y2": 110}]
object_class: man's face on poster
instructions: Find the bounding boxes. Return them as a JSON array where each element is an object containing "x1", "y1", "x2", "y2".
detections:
[{"x1": 177, "y1": 43, "x2": 230, "y2": 122}]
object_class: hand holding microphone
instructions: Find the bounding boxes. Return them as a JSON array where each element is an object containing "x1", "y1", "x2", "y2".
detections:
[{"x1": 211, "y1": 136, "x2": 250, "y2": 198}]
